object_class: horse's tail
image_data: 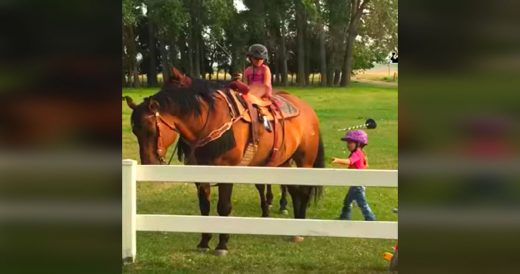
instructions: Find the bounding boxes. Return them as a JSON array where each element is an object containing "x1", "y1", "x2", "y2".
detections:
[{"x1": 309, "y1": 132, "x2": 325, "y2": 204}]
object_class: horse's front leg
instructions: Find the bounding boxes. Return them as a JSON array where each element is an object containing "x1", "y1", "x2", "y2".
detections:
[
  {"x1": 196, "y1": 183, "x2": 212, "y2": 251},
  {"x1": 215, "y1": 183, "x2": 234, "y2": 256},
  {"x1": 255, "y1": 184, "x2": 270, "y2": 217}
]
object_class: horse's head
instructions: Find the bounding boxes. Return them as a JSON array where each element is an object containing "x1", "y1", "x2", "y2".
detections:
[{"x1": 123, "y1": 96, "x2": 178, "y2": 165}]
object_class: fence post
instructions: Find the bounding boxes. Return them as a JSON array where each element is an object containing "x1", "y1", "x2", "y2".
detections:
[{"x1": 122, "y1": 159, "x2": 137, "y2": 262}]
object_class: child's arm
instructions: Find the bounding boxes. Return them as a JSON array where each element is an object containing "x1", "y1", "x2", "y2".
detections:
[
  {"x1": 263, "y1": 66, "x2": 273, "y2": 97},
  {"x1": 331, "y1": 157, "x2": 350, "y2": 166},
  {"x1": 242, "y1": 67, "x2": 249, "y2": 84}
]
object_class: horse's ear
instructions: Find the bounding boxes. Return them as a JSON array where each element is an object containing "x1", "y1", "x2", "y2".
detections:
[
  {"x1": 171, "y1": 67, "x2": 184, "y2": 81},
  {"x1": 181, "y1": 75, "x2": 192, "y2": 87},
  {"x1": 171, "y1": 66, "x2": 192, "y2": 87},
  {"x1": 123, "y1": 96, "x2": 137, "y2": 109},
  {"x1": 148, "y1": 99, "x2": 160, "y2": 113}
]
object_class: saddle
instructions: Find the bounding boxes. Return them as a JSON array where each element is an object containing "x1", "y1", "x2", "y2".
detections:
[
  {"x1": 230, "y1": 92, "x2": 300, "y2": 122},
  {"x1": 220, "y1": 88, "x2": 300, "y2": 166}
]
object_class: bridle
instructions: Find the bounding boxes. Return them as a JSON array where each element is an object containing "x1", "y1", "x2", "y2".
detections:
[
  {"x1": 152, "y1": 112, "x2": 180, "y2": 165},
  {"x1": 151, "y1": 90, "x2": 242, "y2": 165}
]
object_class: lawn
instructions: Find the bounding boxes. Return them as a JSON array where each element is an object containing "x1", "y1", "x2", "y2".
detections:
[{"x1": 122, "y1": 82, "x2": 398, "y2": 273}]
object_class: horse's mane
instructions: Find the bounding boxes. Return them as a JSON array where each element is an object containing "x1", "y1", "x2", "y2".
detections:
[
  {"x1": 152, "y1": 78, "x2": 232, "y2": 117},
  {"x1": 152, "y1": 77, "x2": 236, "y2": 162}
]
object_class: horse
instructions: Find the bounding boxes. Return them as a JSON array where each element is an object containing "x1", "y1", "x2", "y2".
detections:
[
  {"x1": 124, "y1": 69, "x2": 291, "y2": 215},
  {"x1": 124, "y1": 70, "x2": 324, "y2": 256}
]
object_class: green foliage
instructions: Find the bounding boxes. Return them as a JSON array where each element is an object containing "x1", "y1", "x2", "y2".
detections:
[
  {"x1": 349, "y1": 0, "x2": 398, "y2": 71},
  {"x1": 145, "y1": 0, "x2": 188, "y2": 39},
  {"x1": 122, "y1": 0, "x2": 140, "y2": 26},
  {"x1": 122, "y1": 0, "x2": 398, "y2": 86}
]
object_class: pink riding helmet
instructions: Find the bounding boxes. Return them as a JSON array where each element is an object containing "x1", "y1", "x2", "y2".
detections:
[{"x1": 341, "y1": 130, "x2": 368, "y2": 145}]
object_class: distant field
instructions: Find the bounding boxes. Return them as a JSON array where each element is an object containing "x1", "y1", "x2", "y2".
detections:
[
  {"x1": 354, "y1": 63, "x2": 398, "y2": 82},
  {"x1": 122, "y1": 83, "x2": 398, "y2": 273},
  {"x1": 125, "y1": 63, "x2": 398, "y2": 86}
]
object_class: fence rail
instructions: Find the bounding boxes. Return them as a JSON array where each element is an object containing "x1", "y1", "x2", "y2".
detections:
[{"x1": 122, "y1": 159, "x2": 398, "y2": 262}]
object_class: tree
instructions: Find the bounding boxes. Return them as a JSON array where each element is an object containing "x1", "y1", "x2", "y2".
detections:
[
  {"x1": 340, "y1": 0, "x2": 370, "y2": 86},
  {"x1": 294, "y1": 0, "x2": 306, "y2": 86},
  {"x1": 323, "y1": 0, "x2": 348, "y2": 86},
  {"x1": 310, "y1": 0, "x2": 327, "y2": 86},
  {"x1": 122, "y1": 0, "x2": 141, "y2": 87},
  {"x1": 145, "y1": 0, "x2": 187, "y2": 82},
  {"x1": 123, "y1": 0, "x2": 397, "y2": 88}
]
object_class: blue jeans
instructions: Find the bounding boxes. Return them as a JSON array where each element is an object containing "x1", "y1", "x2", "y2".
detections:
[{"x1": 340, "y1": 186, "x2": 376, "y2": 221}]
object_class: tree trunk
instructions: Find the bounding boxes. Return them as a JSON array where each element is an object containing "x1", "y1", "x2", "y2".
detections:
[
  {"x1": 147, "y1": 21, "x2": 158, "y2": 87},
  {"x1": 326, "y1": 48, "x2": 334, "y2": 86},
  {"x1": 124, "y1": 25, "x2": 140, "y2": 87},
  {"x1": 169, "y1": 40, "x2": 178, "y2": 67},
  {"x1": 230, "y1": 47, "x2": 239, "y2": 74},
  {"x1": 340, "y1": 0, "x2": 369, "y2": 86},
  {"x1": 192, "y1": 36, "x2": 201, "y2": 78},
  {"x1": 159, "y1": 40, "x2": 170, "y2": 84},
  {"x1": 315, "y1": 0, "x2": 327, "y2": 86},
  {"x1": 294, "y1": 0, "x2": 306, "y2": 86},
  {"x1": 178, "y1": 35, "x2": 190, "y2": 74},
  {"x1": 340, "y1": 34, "x2": 355, "y2": 86},
  {"x1": 326, "y1": 68, "x2": 333, "y2": 86},
  {"x1": 279, "y1": 19, "x2": 288, "y2": 86},
  {"x1": 190, "y1": 0, "x2": 202, "y2": 78},
  {"x1": 272, "y1": 53, "x2": 279, "y2": 85},
  {"x1": 318, "y1": 31, "x2": 327, "y2": 86},
  {"x1": 304, "y1": 14, "x2": 311, "y2": 86},
  {"x1": 333, "y1": 69, "x2": 341, "y2": 85}
]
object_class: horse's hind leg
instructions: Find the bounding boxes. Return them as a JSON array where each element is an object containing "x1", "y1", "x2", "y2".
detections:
[
  {"x1": 278, "y1": 161, "x2": 291, "y2": 214},
  {"x1": 196, "y1": 183, "x2": 212, "y2": 251},
  {"x1": 215, "y1": 183, "x2": 234, "y2": 256},
  {"x1": 266, "y1": 185, "x2": 274, "y2": 208},
  {"x1": 279, "y1": 185, "x2": 289, "y2": 215},
  {"x1": 291, "y1": 144, "x2": 320, "y2": 219},
  {"x1": 288, "y1": 148, "x2": 320, "y2": 242},
  {"x1": 255, "y1": 184, "x2": 270, "y2": 217}
]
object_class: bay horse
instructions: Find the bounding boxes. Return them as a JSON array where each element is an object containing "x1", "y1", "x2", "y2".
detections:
[
  {"x1": 124, "y1": 71, "x2": 324, "y2": 256},
  {"x1": 124, "y1": 78, "x2": 290, "y2": 216}
]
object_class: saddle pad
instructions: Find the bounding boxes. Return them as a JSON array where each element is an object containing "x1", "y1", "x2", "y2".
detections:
[{"x1": 272, "y1": 94, "x2": 299, "y2": 117}]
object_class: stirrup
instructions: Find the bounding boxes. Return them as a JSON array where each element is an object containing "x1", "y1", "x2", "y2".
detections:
[{"x1": 262, "y1": 116, "x2": 272, "y2": 132}]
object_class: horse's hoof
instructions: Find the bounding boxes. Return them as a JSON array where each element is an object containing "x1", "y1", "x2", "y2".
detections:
[
  {"x1": 291, "y1": 236, "x2": 305, "y2": 243},
  {"x1": 280, "y1": 209, "x2": 289, "y2": 215},
  {"x1": 197, "y1": 247, "x2": 210, "y2": 252},
  {"x1": 214, "y1": 249, "x2": 228, "y2": 256}
]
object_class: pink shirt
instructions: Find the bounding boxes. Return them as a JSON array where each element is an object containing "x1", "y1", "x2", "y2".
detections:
[
  {"x1": 244, "y1": 64, "x2": 272, "y2": 97},
  {"x1": 348, "y1": 149, "x2": 367, "y2": 169}
]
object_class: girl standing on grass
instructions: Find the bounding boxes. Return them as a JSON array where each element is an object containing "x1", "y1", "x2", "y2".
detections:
[{"x1": 331, "y1": 130, "x2": 376, "y2": 221}]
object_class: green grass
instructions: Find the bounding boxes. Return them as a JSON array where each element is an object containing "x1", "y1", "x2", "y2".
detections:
[{"x1": 122, "y1": 83, "x2": 398, "y2": 273}]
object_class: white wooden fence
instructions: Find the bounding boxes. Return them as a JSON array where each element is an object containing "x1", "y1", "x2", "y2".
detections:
[{"x1": 122, "y1": 159, "x2": 398, "y2": 262}]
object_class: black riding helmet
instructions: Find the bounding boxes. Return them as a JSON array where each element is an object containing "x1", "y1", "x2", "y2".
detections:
[{"x1": 246, "y1": 44, "x2": 269, "y2": 62}]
